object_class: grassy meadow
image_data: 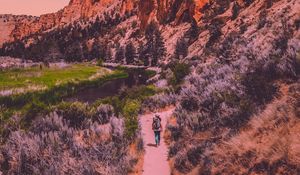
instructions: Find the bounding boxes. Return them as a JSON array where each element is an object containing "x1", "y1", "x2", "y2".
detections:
[
  {"x1": 0, "y1": 64, "x2": 129, "y2": 127},
  {"x1": 0, "y1": 63, "x2": 109, "y2": 92}
]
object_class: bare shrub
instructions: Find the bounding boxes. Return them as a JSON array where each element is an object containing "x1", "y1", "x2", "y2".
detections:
[
  {"x1": 208, "y1": 84, "x2": 300, "y2": 174},
  {"x1": 167, "y1": 125, "x2": 182, "y2": 142},
  {"x1": 0, "y1": 109, "x2": 131, "y2": 174},
  {"x1": 110, "y1": 116, "x2": 125, "y2": 137},
  {"x1": 142, "y1": 93, "x2": 176, "y2": 111},
  {"x1": 56, "y1": 102, "x2": 90, "y2": 128},
  {"x1": 94, "y1": 104, "x2": 114, "y2": 124},
  {"x1": 174, "y1": 152, "x2": 192, "y2": 173}
]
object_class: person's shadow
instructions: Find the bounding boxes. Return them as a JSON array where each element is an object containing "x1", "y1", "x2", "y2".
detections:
[{"x1": 147, "y1": 143, "x2": 157, "y2": 147}]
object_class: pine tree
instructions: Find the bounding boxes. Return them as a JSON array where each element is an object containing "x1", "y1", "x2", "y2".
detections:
[
  {"x1": 106, "y1": 47, "x2": 113, "y2": 62},
  {"x1": 91, "y1": 39, "x2": 101, "y2": 59},
  {"x1": 64, "y1": 41, "x2": 83, "y2": 62},
  {"x1": 186, "y1": 19, "x2": 199, "y2": 39},
  {"x1": 46, "y1": 40, "x2": 62, "y2": 60},
  {"x1": 144, "y1": 21, "x2": 166, "y2": 66},
  {"x1": 138, "y1": 43, "x2": 149, "y2": 66},
  {"x1": 12, "y1": 40, "x2": 25, "y2": 58},
  {"x1": 99, "y1": 43, "x2": 107, "y2": 61},
  {"x1": 91, "y1": 39, "x2": 107, "y2": 60},
  {"x1": 0, "y1": 46, "x2": 3, "y2": 56},
  {"x1": 244, "y1": 0, "x2": 254, "y2": 7},
  {"x1": 82, "y1": 42, "x2": 90, "y2": 60},
  {"x1": 125, "y1": 42, "x2": 137, "y2": 64},
  {"x1": 115, "y1": 46, "x2": 125, "y2": 63},
  {"x1": 174, "y1": 38, "x2": 188, "y2": 60},
  {"x1": 152, "y1": 30, "x2": 166, "y2": 65},
  {"x1": 231, "y1": 2, "x2": 240, "y2": 20}
]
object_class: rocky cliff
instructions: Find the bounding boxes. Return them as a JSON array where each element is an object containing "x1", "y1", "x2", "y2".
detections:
[
  {"x1": 0, "y1": 0, "x2": 213, "y2": 45},
  {"x1": 138, "y1": 0, "x2": 210, "y2": 29},
  {"x1": 0, "y1": 0, "x2": 128, "y2": 46}
]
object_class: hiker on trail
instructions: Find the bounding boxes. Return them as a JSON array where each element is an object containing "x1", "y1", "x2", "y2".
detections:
[{"x1": 152, "y1": 114, "x2": 162, "y2": 147}]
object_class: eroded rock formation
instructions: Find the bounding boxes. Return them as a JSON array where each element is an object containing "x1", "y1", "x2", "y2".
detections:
[{"x1": 0, "y1": 0, "x2": 212, "y2": 45}]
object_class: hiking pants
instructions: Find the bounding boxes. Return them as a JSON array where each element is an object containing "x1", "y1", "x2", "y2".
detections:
[{"x1": 154, "y1": 131, "x2": 161, "y2": 145}]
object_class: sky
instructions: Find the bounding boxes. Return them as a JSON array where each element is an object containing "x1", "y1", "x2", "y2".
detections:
[{"x1": 0, "y1": 0, "x2": 70, "y2": 16}]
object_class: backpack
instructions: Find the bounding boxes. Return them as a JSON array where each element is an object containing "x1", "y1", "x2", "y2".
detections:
[{"x1": 152, "y1": 117, "x2": 161, "y2": 130}]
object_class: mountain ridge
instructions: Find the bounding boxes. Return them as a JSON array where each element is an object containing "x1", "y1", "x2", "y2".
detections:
[{"x1": 0, "y1": 0, "x2": 214, "y2": 46}]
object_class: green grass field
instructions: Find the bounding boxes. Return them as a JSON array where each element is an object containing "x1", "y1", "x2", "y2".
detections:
[
  {"x1": 0, "y1": 65, "x2": 128, "y2": 127},
  {"x1": 0, "y1": 63, "x2": 109, "y2": 91}
]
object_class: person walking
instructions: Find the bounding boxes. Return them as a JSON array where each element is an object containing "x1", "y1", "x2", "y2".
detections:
[{"x1": 152, "y1": 114, "x2": 162, "y2": 147}]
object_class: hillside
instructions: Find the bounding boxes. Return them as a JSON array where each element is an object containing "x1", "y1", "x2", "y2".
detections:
[
  {"x1": 0, "y1": 0, "x2": 129, "y2": 46},
  {"x1": 0, "y1": 0, "x2": 299, "y2": 174}
]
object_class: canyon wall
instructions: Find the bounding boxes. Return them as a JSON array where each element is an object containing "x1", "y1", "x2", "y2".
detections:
[
  {"x1": 0, "y1": 0, "x2": 212, "y2": 45},
  {"x1": 138, "y1": 0, "x2": 210, "y2": 29},
  {"x1": 0, "y1": 0, "x2": 122, "y2": 46}
]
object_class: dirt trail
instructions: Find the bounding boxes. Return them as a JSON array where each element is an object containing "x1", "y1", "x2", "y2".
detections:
[{"x1": 140, "y1": 108, "x2": 174, "y2": 175}]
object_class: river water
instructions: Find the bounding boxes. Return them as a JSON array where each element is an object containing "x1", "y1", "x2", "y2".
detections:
[{"x1": 67, "y1": 69, "x2": 149, "y2": 103}]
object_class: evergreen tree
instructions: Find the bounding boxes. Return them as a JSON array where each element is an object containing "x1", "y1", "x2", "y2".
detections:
[
  {"x1": 25, "y1": 39, "x2": 48, "y2": 61},
  {"x1": 94, "y1": 16, "x2": 101, "y2": 31},
  {"x1": 82, "y1": 42, "x2": 90, "y2": 60},
  {"x1": 99, "y1": 43, "x2": 108, "y2": 61},
  {"x1": 12, "y1": 40, "x2": 25, "y2": 58},
  {"x1": 138, "y1": 43, "x2": 149, "y2": 66},
  {"x1": 91, "y1": 39, "x2": 106, "y2": 60},
  {"x1": 0, "y1": 46, "x2": 3, "y2": 56},
  {"x1": 125, "y1": 42, "x2": 137, "y2": 64},
  {"x1": 144, "y1": 21, "x2": 166, "y2": 66},
  {"x1": 231, "y1": 2, "x2": 240, "y2": 20},
  {"x1": 186, "y1": 19, "x2": 199, "y2": 39},
  {"x1": 64, "y1": 41, "x2": 83, "y2": 62},
  {"x1": 174, "y1": 38, "x2": 188, "y2": 60},
  {"x1": 46, "y1": 40, "x2": 62, "y2": 60},
  {"x1": 106, "y1": 47, "x2": 113, "y2": 62},
  {"x1": 244, "y1": 0, "x2": 254, "y2": 7},
  {"x1": 115, "y1": 46, "x2": 125, "y2": 63},
  {"x1": 91, "y1": 39, "x2": 101, "y2": 59},
  {"x1": 265, "y1": 0, "x2": 273, "y2": 8},
  {"x1": 152, "y1": 30, "x2": 166, "y2": 65}
]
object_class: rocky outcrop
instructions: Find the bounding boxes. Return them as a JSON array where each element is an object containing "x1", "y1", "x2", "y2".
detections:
[
  {"x1": 0, "y1": 15, "x2": 38, "y2": 46},
  {"x1": 0, "y1": 0, "x2": 122, "y2": 46},
  {"x1": 121, "y1": 0, "x2": 138, "y2": 14},
  {"x1": 0, "y1": 0, "x2": 212, "y2": 45},
  {"x1": 138, "y1": 0, "x2": 210, "y2": 29}
]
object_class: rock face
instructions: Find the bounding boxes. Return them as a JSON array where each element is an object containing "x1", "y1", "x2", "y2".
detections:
[
  {"x1": 0, "y1": 15, "x2": 38, "y2": 46},
  {"x1": 65, "y1": 0, "x2": 115, "y2": 20},
  {"x1": 0, "y1": 0, "x2": 121, "y2": 46},
  {"x1": 0, "y1": 0, "x2": 211, "y2": 45},
  {"x1": 138, "y1": 0, "x2": 209, "y2": 29}
]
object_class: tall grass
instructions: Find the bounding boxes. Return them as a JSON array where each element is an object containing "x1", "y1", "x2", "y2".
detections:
[{"x1": 0, "y1": 64, "x2": 105, "y2": 90}]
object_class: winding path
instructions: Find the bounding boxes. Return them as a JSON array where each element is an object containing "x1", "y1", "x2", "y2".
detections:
[{"x1": 139, "y1": 108, "x2": 174, "y2": 175}]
